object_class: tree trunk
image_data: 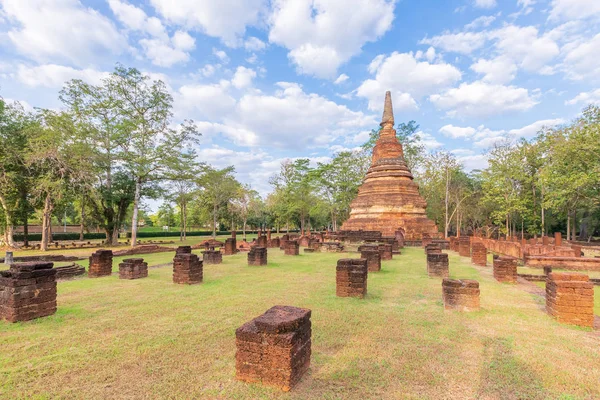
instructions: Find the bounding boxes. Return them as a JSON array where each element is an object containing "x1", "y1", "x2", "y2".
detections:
[
  {"x1": 130, "y1": 179, "x2": 142, "y2": 247},
  {"x1": 212, "y1": 203, "x2": 217, "y2": 239},
  {"x1": 179, "y1": 201, "x2": 184, "y2": 242},
  {"x1": 0, "y1": 193, "x2": 17, "y2": 248},
  {"x1": 40, "y1": 193, "x2": 53, "y2": 251},
  {"x1": 572, "y1": 210, "x2": 576, "y2": 242},
  {"x1": 566, "y1": 211, "x2": 570, "y2": 241},
  {"x1": 444, "y1": 164, "x2": 449, "y2": 239},
  {"x1": 243, "y1": 219, "x2": 247, "y2": 241},
  {"x1": 79, "y1": 195, "x2": 85, "y2": 241},
  {"x1": 183, "y1": 201, "x2": 187, "y2": 240}
]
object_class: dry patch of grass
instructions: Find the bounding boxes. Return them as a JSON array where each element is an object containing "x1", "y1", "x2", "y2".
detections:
[{"x1": 1, "y1": 248, "x2": 599, "y2": 399}]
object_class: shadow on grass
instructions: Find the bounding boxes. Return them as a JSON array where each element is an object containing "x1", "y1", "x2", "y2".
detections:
[{"x1": 477, "y1": 336, "x2": 547, "y2": 399}]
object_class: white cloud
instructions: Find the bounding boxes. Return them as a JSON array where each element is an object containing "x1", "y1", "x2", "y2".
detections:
[
  {"x1": 470, "y1": 56, "x2": 517, "y2": 84},
  {"x1": 108, "y1": 0, "x2": 195, "y2": 67},
  {"x1": 518, "y1": 0, "x2": 536, "y2": 7},
  {"x1": 268, "y1": 0, "x2": 396, "y2": 78},
  {"x1": 176, "y1": 81, "x2": 237, "y2": 121},
  {"x1": 474, "y1": 0, "x2": 497, "y2": 9},
  {"x1": 334, "y1": 74, "x2": 349, "y2": 85},
  {"x1": 16, "y1": 64, "x2": 108, "y2": 88},
  {"x1": 430, "y1": 81, "x2": 538, "y2": 118},
  {"x1": 563, "y1": 33, "x2": 600, "y2": 80},
  {"x1": 566, "y1": 89, "x2": 600, "y2": 105},
  {"x1": 489, "y1": 25, "x2": 559, "y2": 72},
  {"x1": 508, "y1": 118, "x2": 565, "y2": 136},
  {"x1": 150, "y1": 0, "x2": 266, "y2": 46},
  {"x1": 231, "y1": 66, "x2": 257, "y2": 89},
  {"x1": 549, "y1": 0, "x2": 600, "y2": 21},
  {"x1": 356, "y1": 52, "x2": 462, "y2": 111},
  {"x1": 416, "y1": 131, "x2": 443, "y2": 150},
  {"x1": 457, "y1": 154, "x2": 489, "y2": 170},
  {"x1": 213, "y1": 48, "x2": 229, "y2": 63},
  {"x1": 420, "y1": 31, "x2": 487, "y2": 54},
  {"x1": 465, "y1": 15, "x2": 496, "y2": 30},
  {"x1": 244, "y1": 36, "x2": 267, "y2": 51},
  {"x1": 2, "y1": 0, "x2": 126, "y2": 65},
  {"x1": 439, "y1": 125, "x2": 477, "y2": 139}
]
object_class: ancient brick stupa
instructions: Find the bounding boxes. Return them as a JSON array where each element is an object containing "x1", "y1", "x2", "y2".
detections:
[{"x1": 341, "y1": 91, "x2": 440, "y2": 240}]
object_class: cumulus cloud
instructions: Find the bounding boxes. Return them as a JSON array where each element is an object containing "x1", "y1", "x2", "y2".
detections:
[
  {"x1": 268, "y1": 0, "x2": 396, "y2": 78},
  {"x1": 549, "y1": 0, "x2": 600, "y2": 21},
  {"x1": 430, "y1": 81, "x2": 538, "y2": 118},
  {"x1": 489, "y1": 25, "x2": 559, "y2": 72},
  {"x1": 356, "y1": 52, "x2": 462, "y2": 111},
  {"x1": 149, "y1": 0, "x2": 266, "y2": 46},
  {"x1": 470, "y1": 56, "x2": 517, "y2": 84},
  {"x1": 16, "y1": 64, "x2": 108, "y2": 88},
  {"x1": 334, "y1": 74, "x2": 349, "y2": 85},
  {"x1": 420, "y1": 31, "x2": 487, "y2": 54},
  {"x1": 231, "y1": 66, "x2": 257, "y2": 89},
  {"x1": 2, "y1": 0, "x2": 126, "y2": 65},
  {"x1": 562, "y1": 33, "x2": 600, "y2": 80},
  {"x1": 109, "y1": 0, "x2": 196, "y2": 67},
  {"x1": 244, "y1": 36, "x2": 267, "y2": 51},
  {"x1": 566, "y1": 89, "x2": 600, "y2": 105},
  {"x1": 465, "y1": 15, "x2": 496, "y2": 30}
]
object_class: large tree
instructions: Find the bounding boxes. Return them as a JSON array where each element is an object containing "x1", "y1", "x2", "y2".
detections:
[{"x1": 197, "y1": 166, "x2": 240, "y2": 238}]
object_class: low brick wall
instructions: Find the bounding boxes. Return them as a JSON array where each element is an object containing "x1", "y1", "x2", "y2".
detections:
[
  {"x1": 442, "y1": 279, "x2": 480, "y2": 311},
  {"x1": 360, "y1": 249, "x2": 381, "y2": 272},
  {"x1": 268, "y1": 237, "x2": 280, "y2": 248},
  {"x1": 88, "y1": 249, "x2": 113, "y2": 278},
  {"x1": 524, "y1": 256, "x2": 600, "y2": 271},
  {"x1": 427, "y1": 253, "x2": 449, "y2": 278},
  {"x1": 0, "y1": 262, "x2": 57, "y2": 322},
  {"x1": 471, "y1": 242, "x2": 487, "y2": 266},
  {"x1": 336, "y1": 259, "x2": 368, "y2": 298},
  {"x1": 176, "y1": 246, "x2": 192, "y2": 255},
  {"x1": 425, "y1": 243, "x2": 442, "y2": 255},
  {"x1": 202, "y1": 250, "x2": 223, "y2": 265},
  {"x1": 235, "y1": 305, "x2": 311, "y2": 391},
  {"x1": 173, "y1": 253, "x2": 203, "y2": 284},
  {"x1": 493, "y1": 256, "x2": 518, "y2": 283},
  {"x1": 449, "y1": 237, "x2": 459, "y2": 252},
  {"x1": 248, "y1": 247, "x2": 267, "y2": 266},
  {"x1": 546, "y1": 272, "x2": 594, "y2": 328},
  {"x1": 284, "y1": 240, "x2": 300, "y2": 256},
  {"x1": 118, "y1": 258, "x2": 148, "y2": 280}
]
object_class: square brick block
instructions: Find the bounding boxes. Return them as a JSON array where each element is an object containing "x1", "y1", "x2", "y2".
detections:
[
  {"x1": 442, "y1": 279, "x2": 480, "y2": 311},
  {"x1": 546, "y1": 272, "x2": 594, "y2": 327},
  {"x1": 336, "y1": 259, "x2": 368, "y2": 298}
]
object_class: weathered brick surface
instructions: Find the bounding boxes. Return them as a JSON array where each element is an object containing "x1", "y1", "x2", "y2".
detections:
[
  {"x1": 224, "y1": 238, "x2": 237, "y2": 255},
  {"x1": 118, "y1": 258, "x2": 148, "y2": 280},
  {"x1": 284, "y1": 240, "x2": 300, "y2": 256},
  {"x1": 202, "y1": 250, "x2": 223, "y2": 265},
  {"x1": 442, "y1": 279, "x2": 480, "y2": 311},
  {"x1": 0, "y1": 262, "x2": 57, "y2": 322},
  {"x1": 235, "y1": 305, "x2": 311, "y2": 391},
  {"x1": 360, "y1": 249, "x2": 381, "y2": 272},
  {"x1": 471, "y1": 242, "x2": 487, "y2": 266},
  {"x1": 422, "y1": 234, "x2": 432, "y2": 248},
  {"x1": 546, "y1": 272, "x2": 594, "y2": 327},
  {"x1": 336, "y1": 259, "x2": 368, "y2": 298},
  {"x1": 176, "y1": 246, "x2": 192, "y2": 255},
  {"x1": 88, "y1": 250, "x2": 113, "y2": 278},
  {"x1": 173, "y1": 253, "x2": 203, "y2": 284},
  {"x1": 449, "y1": 237, "x2": 459, "y2": 252},
  {"x1": 427, "y1": 253, "x2": 449, "y2": 278},
  {"x1": 257, "y1": 235, "x2": 268, "y2": 248},
  {"x1": 378, "y1": 243, "x2": 393, "y2": 261},
  {"x1": 268, "y1": 237, "x2": 280, "y2": 248},
  {"x1": 248, "y1": 247, "x2": 267, "y2": 266},
  {"x1": 458, "y1": 237, "x2": 471, "y2": 257},
  {"x1": 425, "y1": 243, "x2": 442, "y2": 255},
  {"x1": 493, "y1": 256, "x2": 518, "y2": 283},
  {"x1": 279, "y1": 234, "x2": 289, "y2": 250},
  {"x1": 395, "y1": 230, "x2": 405, "y2": 249}
]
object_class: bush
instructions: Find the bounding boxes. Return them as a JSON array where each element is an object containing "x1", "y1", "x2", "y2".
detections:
[{"x1": 13, "y1": 232, "x2": 107, "y2": 242}]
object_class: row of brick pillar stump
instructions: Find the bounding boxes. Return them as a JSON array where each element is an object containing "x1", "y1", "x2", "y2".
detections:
[{"x1": 449, "y1": 236, "x2": 596, "y2": 328}]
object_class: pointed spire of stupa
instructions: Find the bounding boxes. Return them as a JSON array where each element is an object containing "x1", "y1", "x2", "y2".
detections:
[{"x1": 380, "y1": 91, "x2": 394, "y2": 127}]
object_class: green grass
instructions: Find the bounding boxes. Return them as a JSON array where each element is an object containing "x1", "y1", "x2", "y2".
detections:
[{"x1": 1, "y1": 248, "x2": 599, "y2": 399}]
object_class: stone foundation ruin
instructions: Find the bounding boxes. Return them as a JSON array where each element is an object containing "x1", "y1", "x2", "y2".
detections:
[
  {"x1": 442, "y1": 278, "x2": 480, "y2": 311},
  {"x1": 284, "y1": 240, "x2": 300, "y2": 256},
  {"x1": 546, "y1": 272, "x2": 594, "y2": 327},
  {"x1": 88, "y1": 249, "x2": 113, "y2": 278},
  {"x1": 0, "y1": 262, "x2": 57, "y2": 322},
  {"x1": 360, "y1": 248, "x2": 381, "y2": 272},
  {"x1": 336, "y1": 258, "x2": 368, "y2": 298},
  {"x1": 235, "y1": 305, "x2": 311, "y2": 391},
  {"x1": 458, "y1": 237, "x2": 471, "y2": 257},
  {"x1": 427, "y1": 253, "x2": 449, "y2": 278},
  {"x1": 118, "y1": 258, "x2": 148, "y2": 280},
  {"x1": 173, "y1": 253, "x2": 203, "y2": 284},
  {"x1": 224, "y1": 238, "x2": 237, "y2": 255},
  {"x1": 248, "y1": 247, "x2": 267, "y2": 266},
  {"x1": 378, "y1": 243, "x2": 393, "y2": 261},
  {"x1": 203, "y1": 249, "x2": 223, "y2": 265},
  {"x1": 493, "y1": 256, "x2": 518, "y2": 283},
  {"x1": 471, "y1": 242, "x2": 487, "y2": 266}
]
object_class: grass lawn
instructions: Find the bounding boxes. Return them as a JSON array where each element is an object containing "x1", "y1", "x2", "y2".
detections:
[{"x1": 1, "y1": 247, "x2": 599, "y2": 399}]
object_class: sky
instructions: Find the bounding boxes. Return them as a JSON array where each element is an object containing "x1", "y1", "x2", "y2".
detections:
[{"x1": 1, "y1": 0, "x2": 600, "y2": 204}]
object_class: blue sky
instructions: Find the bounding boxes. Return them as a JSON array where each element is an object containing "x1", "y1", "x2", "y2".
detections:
[{"x1": 1, "y1": 0, "x2": 600, "y2": 200}]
